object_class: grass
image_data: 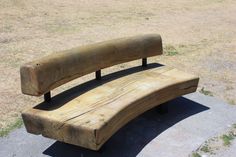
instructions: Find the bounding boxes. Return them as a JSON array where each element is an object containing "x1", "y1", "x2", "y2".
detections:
[
  {"x1": 191, "y1": 124, "x2": 236, "y2": 156},
  {"x1": 221, "y1": 134, "x2": 234, "y2": 146},
  {"x1": 0, "y1": 118, "x2": 23, "y2": 137},
  {"x1": 192, "y1": 152, "x2": 201, "y2": 157},
  {"x1": 228, "y1": 99, "x2": 235, "y2": 105},
  {"x1": 47, "y1": 25, "x2": 81, "y2": 34},
  {"x1": 200, "y1": 87, "x2": 213, "y2": 96},
  {"x1": 226, "y1": 86, "x2": 234, "y2": 90},
  {"x1": 164, "y1": 45, "x2": 178, "y2": 56},
  {"x1": 233, "y1": 124, "x2": 236, "y2": 129},
  {"x1": 200, "y1": 145, "x2": 211, "y2": 153}
]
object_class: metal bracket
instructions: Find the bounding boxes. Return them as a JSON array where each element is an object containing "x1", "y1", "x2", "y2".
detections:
[
  {"x1": 142, "y1": 58, "x2": 147, "y2": 67},
  {"x1": 96, "y1": 70, "x2": 101, "y2": 80},
  {"x1": 156, "y1": 103, "x2": 169, "y2": 114},
  {"x1": 44, "y1": 91, "x2": 51, "y2": 102}
]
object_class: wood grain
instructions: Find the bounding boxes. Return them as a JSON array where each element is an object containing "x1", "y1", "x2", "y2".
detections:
[
  {"x1": 20, "y1": 34, "x2": 162, "y2": 96},
  {"x1": 22, "y1": 65, "x2": 199, "y2": 150}
]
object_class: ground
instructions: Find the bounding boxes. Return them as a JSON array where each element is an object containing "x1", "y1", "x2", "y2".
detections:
[
  {"x1": 1, "y1": 93, "x2": 236, "y2": 157},
  {"x1": 0, "y1": 0, "x2": 236, "y2": 149}
]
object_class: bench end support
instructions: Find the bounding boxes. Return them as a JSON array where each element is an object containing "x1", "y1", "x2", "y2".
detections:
[
  {"x1": 96, "y1": 70, "x2": 101, "y2": 80},
  {"x1": 142, "y1": 58, "x2": 147, "y2": 67},
  {"x1": 44, "y1": 92, "x2": 51, "y2": 102},
  {"x1": 156, "y1": 103, "x2": 168, "y2": 114}
]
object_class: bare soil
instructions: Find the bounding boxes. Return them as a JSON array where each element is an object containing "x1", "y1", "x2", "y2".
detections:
[{"x1": 0, "y1": 0, "x2": 236, "y2": 130}]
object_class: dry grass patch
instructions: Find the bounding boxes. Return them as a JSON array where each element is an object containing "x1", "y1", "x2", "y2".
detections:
[
  {"x1": 0, "y1": 118, "x2": 23, "y2": 137},
  {"x1": 0, "y1": 0, "x2": 236, "y2": 132},
  {"x1": 163, "y1": 45, "x2": 179, "y2": 56},
  {"x1": 190, "y1": 124, "x2": 236, "y2": 156},
  {"x1": 199, "y1": 87, "x2": 213, "y2": 96}
]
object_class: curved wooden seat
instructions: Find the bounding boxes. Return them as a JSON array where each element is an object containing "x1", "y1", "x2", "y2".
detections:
[
  {"x1": 22, "y1": 65, "x2": 198, "y2": 150},
  {"x1": 20, "y1": 34, "x2": 199, "y2": 150}
]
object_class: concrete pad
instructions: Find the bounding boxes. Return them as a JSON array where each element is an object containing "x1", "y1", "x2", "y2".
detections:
[{"x1": 0, "y1": 93, "x2": 236, "y2": 157}]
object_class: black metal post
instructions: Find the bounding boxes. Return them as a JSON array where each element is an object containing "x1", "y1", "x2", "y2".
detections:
[
  {"x1": 44, "y1": 91, "x2": 51, "y2": 102},
  {"x1": 96, "y1": 70, "x2": 101, "y2": 80},
  {"x1": 156, "y1": 103, "x2": 168, "y2": 114},
  {"x1": 142, "y1": 58, "x2": 147, "y2": 67}
]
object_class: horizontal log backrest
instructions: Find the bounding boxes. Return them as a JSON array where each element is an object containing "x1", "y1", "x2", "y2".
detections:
[{"x1": 20, "y1": 34, "x2": 163, "y2": 97}]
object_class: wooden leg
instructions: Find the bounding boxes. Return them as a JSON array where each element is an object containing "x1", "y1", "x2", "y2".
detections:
[{"x1": 156, "y1": 103, "x2": 168, "y2": 114}]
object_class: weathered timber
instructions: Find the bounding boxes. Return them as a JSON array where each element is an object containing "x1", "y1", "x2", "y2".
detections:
[
  {"x1": 20, "y1": 34, "x2": 162, "y2": 96},
  {"x1": 22, "y1": 66, "x2": 199, "y2": 150}
]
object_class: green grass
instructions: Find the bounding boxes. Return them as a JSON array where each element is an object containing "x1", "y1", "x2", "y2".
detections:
[
  {"x1": 200, "y1": 145, "x2": 211, "y2": 153},
  {"x1": 221, "y1": 134, "x2": 234, "y2": 146},
  {"x1": 228, "y1": 99, "x2": 235, "y2": 105},
  {"x1": 192, "y1": 152, "x2": 201, "y2": 157},
  {"x1": 164, "y1": 45, "x2": 178, "y2": 56},
  {"x1": 0, "y1": 118, "x2": 23, "y2": 137},
  {"x1": 200, "y1": 87, "x2": 213, "y2": 96},
  {"x1": 233, "y1": 124, "x2": 236, "y2": 129}
]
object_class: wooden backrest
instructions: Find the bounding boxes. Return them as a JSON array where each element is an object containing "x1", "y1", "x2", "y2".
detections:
[{"x1": 20, "y1": 34, "x2": 162, "y2": 96}]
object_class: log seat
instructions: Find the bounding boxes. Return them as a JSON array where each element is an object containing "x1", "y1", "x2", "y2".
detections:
[{"x1": 20, "y1": 34, "x2": 199, "y2": 150}]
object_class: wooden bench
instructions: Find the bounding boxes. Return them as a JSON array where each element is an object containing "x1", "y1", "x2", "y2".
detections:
[{"x1": 20, "y1": 34, "x2": 199, "y2": 150}]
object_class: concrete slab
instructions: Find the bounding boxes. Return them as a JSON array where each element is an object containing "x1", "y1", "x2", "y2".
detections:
[{"x1": 0, "y1": 93, "x2": 236, "y2": 157}]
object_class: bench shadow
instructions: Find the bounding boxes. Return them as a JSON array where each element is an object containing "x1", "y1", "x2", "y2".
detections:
[
  {"x1": 34, "y1": 63, "x2": 164, "y2": 110},
  {"x1": 43, "y1": 97, "x2": 209, "y2": 157}
]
